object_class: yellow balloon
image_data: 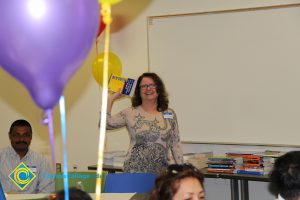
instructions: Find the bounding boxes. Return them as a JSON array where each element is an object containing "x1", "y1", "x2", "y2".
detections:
[{"x1": 92, "y1": 52, "x2": 122, "y2": 86}]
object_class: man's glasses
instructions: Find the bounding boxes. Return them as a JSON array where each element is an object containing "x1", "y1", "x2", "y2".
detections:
[{"x1": 140, "y1": 84, "x2": 157, "y2": 90}]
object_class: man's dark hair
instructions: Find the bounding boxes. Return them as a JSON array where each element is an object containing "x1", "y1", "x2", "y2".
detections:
[
  {"x1": 9, "y1": 119, "x2": 32, "y2": 134},
  {"x1": 55, "y1": 187, "x2": 92, "y2": 200},
  {"x1": 270, "y1": 151, "x2": 300, "y2": 200}
]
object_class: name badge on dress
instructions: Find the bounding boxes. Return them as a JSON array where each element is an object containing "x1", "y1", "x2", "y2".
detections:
[
  {"x1": 28, "y1": 166, "x2": 37, "y2": 173},
  {"x1": 163, "y1": 111, "x2": 173, "y2": 119}
]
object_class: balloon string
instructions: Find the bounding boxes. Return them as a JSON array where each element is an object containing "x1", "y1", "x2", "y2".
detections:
[
  {"x1": 96, "y1": 40, "x2": 99, "y2": 55},
  {"x1": 95, "y1": 3, "x2": 112, "y2": 200},
  {"x1": 46, "y1": 109, "x2": 56, "y2": 169},
  {"x1": 59, "y1": 96, "x2": 69, "y2": 200}
]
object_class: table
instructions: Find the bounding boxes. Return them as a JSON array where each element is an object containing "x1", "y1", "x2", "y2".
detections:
[
  {"x1": 88, "y1": 164, "x2": 123, "y2": 173},
  {"x1": 201, "y1": 169, "x2": 270, "y2": 200},
  {"x1": 6, "y1": 193, "x2": 136, "y2": 200},
  {"x1": 88, "y1": 165, "x2": 270, "y2": 200}
]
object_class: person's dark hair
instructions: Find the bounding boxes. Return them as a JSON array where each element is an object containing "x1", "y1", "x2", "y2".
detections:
[
  {"x1": 9, "y1": 119, "x2": 32, "y2": 134},
  {"x1": 54, "y1": 187, "x2": 92, "y2": 200},
  {"x1": 132, "y1": 72, "x2": 169, "y2": 111},
  {"x1": 150, "y1": 163, "x2": 204, "y2": 200},
  {"x1": 269, "y1": 151, "x2": 300, "y2": 200}
]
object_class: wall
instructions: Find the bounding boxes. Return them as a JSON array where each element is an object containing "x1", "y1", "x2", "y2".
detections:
[{"x1": 2, "y1": 0, "x2": 300, "y2": 199}]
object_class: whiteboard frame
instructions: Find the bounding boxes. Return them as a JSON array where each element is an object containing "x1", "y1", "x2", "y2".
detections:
[{"x1": 147, "y1": 3, "x2": 300, "y2": 147}]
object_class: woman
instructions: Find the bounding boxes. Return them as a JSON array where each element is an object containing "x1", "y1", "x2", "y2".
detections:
[
  {"x1": 150, "y1": 163, "x2": 205, "y2": 200},
  {"x1": 105, "y1": 72, "x2": 183, "y2": 174}
]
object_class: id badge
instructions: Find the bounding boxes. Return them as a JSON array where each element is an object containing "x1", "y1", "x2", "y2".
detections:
[
  {"x1": 28, "y1": 166, "x2": 37, "y2": 173},
  {"x1": 163, "y1": 111, "x2": 174, "y2": 119}
]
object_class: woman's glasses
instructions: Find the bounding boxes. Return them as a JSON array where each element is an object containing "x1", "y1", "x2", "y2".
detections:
[{"x1": 140, "y1": 84, "x2": 157, "y2": 90}]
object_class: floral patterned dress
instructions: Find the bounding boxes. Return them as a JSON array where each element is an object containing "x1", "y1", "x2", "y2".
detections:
[{"x1": 105, "y1": 106, "x2": 183, "y2": 174}]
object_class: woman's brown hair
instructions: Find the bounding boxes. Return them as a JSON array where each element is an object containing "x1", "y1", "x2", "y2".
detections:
[
  {"x1": 150, "y1": 163, "x2": 204, "y2": 200},
  {"x1": 132, "y1": 72, "x2": 169, "y2": 111}
]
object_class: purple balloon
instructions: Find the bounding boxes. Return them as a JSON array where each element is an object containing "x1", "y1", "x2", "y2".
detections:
[{"x1": 0, "y1": 0, "x2": 99, "y2": 109}]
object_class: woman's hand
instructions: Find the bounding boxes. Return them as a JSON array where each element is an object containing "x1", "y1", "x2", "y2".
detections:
[
  {"x1": 108, "y1": 90, "x2": 122, "y2": 102},
  {"x1": 107, "y1": 90, "x2": 122, "y2": 113}
]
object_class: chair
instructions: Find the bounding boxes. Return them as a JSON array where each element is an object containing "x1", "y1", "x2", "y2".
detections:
[
  {"x1": 103, "y1": 173, "x2": 157, "y2": 193},
  {"x1": 0, "y1": 181, "x2": 6, "y2": 200}
]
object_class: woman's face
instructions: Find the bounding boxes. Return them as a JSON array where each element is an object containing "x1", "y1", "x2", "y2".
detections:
[
  {"x1": 139, "y1": 77, "x2": 158, "y2": 102},
  {"x1": 172, "y1": 177, "x2": 205, "y2": 200}
]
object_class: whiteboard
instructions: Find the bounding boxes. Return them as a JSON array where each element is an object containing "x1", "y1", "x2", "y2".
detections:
[{"x1": 147, "y1": 4, "x2": 300, "y2": 146}]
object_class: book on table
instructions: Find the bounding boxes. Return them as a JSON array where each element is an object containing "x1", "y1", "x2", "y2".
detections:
[{"x1": 207, "y1": 156, "x2": 238, "y2": 174}]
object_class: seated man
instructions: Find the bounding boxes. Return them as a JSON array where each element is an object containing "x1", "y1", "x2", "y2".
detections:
[
  {"x1": 270, "y1": 151, "x2": 300, "y2": 200},
  {"x1": 0, "y1": 119, "x2": 54, "y2": 193}
]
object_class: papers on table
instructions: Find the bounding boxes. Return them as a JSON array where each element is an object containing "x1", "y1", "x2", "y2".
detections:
[{"x1": 104, "y1": 151, "x2": 126, "y2": 167}]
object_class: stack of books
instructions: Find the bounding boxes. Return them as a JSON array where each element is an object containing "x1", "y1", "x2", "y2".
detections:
[
  {"x1": 207, "y1": 156, "x2": 241, "y2": 174},
  {"x1": 226, "y1": 152, "x2": 266, "y2": 175},
  {"x1": 236, "y1": 155, "x2": 264, "y2": 175},
  {"x1": 201, "y1": 150, "x2": 286, "y2": 176},
  {"x1": 262, "y1": 150, "x2": 286, "y2": 175}
]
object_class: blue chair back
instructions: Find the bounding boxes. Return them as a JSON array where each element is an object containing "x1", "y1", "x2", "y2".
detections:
[
  {"x1": 103, "y1": 173, "x2": 157, "y2": 193},
  {"x1": 0, "y1": 181, "x2": 6, "y2": 200}
]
